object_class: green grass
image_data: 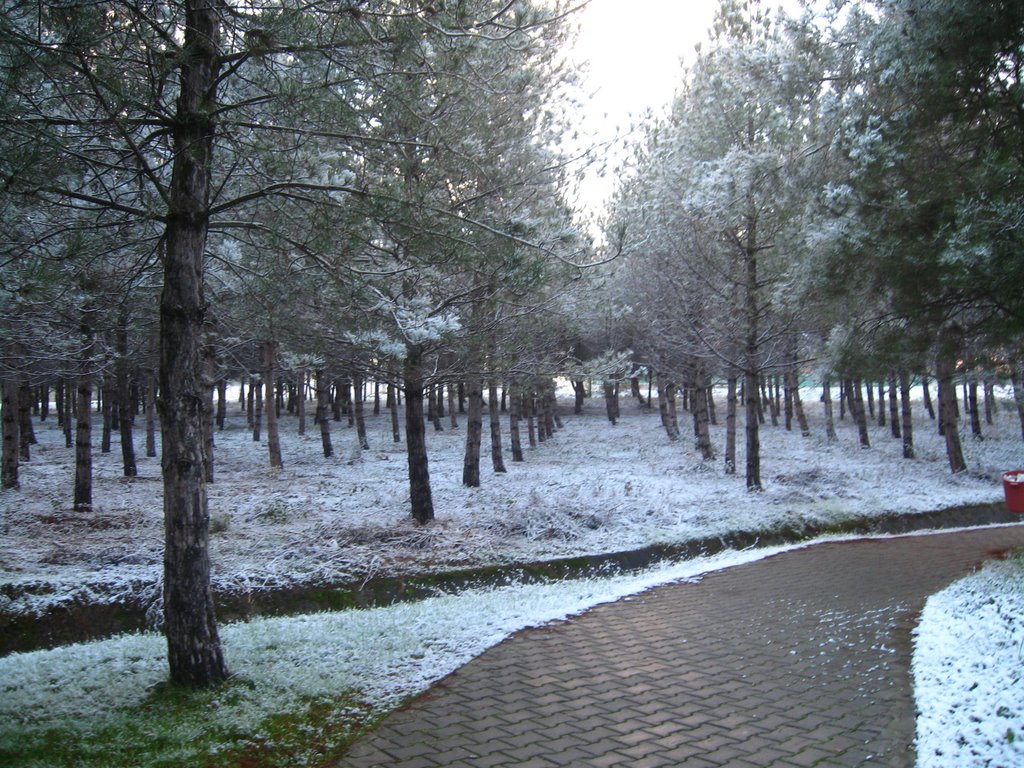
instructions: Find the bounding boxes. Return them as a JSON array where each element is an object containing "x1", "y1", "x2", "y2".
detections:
[{"x1": 0, "y1": 678, "x2": 378, "y2": 768}]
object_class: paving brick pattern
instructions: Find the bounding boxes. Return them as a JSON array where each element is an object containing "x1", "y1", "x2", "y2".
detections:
[{"x1": 336, "y1": 525, "x2": 1024, "y2": 767}]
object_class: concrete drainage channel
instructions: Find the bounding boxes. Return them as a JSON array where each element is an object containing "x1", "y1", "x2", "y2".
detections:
[{"x1": 2, "y1": 501, "x2": 1019, "y2": 657}]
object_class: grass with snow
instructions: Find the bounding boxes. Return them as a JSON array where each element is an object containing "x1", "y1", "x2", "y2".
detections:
[{"x1": 914, "y1": 549, "x2": 1024, "y2": 767}]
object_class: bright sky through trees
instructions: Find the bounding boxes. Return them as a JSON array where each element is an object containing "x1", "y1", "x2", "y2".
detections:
[{"x1": 568, "y1": 0, "x2": 717, "y2": 209}]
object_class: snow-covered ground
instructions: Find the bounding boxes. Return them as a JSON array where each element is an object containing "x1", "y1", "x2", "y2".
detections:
[
  {"x1": 914, "y1": 553, "x2": 1024, "y2": 767},
  {"x1": 1, "y1": 384, "x2": 1019, "y2": 619},
  {"x1": 1, "y1": 383, "x2": 1023, "y2": 766}
]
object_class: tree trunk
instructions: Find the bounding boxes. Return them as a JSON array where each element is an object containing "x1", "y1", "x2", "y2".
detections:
[
  {"x1": 983, "y1": 379, "x2": 994, "y2": 426},
  {"x1": 846, "y1": 378, "x2": 870, "y2": 448},
  {"x1": 100, "y1": 385, "x2": 113, "y2": 454},
  {"x1": 524, "y1": 390, "x2": 537, "y2": 448},
  {"x1": 17, "y1": 377, "x2": 34, "y2": 458},
  {"x1": 63, "y1": 378, "x2": 73, "y2": 449},
  {"x1": 252, "y1": 379, "x2": 263, "y2": 442},
  {"x1": 74, "y1": 312, "x2": 95, "y2": 512},
  {"x1": 865, "y1": 381, "x2": 875, "y2": 419},
  {"x1": 822, "y1": 376, "x2": 838, "y2": 442},
  {"x1": 116, "y1": 318, "x2": 137, "y2": 477},
  {"x1": 787, "y1": 369, "x2": 810, "y2": 437},
  {"x1": 657, "y1": 372, "x2": 680, "y2": 442},
  {"x1": 572, "y1": 378, "x2": 586, "y2": 414},
  {"x1": 296, "y1": 370, "x2": 306, "y2": 436},
  {"x1": 888, "y1": 374, "x2": 901, "y2": 439},
  {"x1": 447, "y1": 382, "x2": 458, "y2": 429},
  {"x1": 509, "y1": 381, "x2": 523, "y2": 462},
  {"x1": 967, "y1": 380, "x2": 983, "y2": 440},
  {"x1": 744, "y1": 368, "x2": 761, "y2": 490},
  {"x1": 783, "y1": 372, "x2": 793, "y2": 431},
  {"x1": 404, "y1": 345, "x2": 434, "y2": 524},
  {"x1": 922, "y1": 375, "x2": 936, "y2": 420},
  {"x1": 264, "y1": 342, "x2": 283, "y2": 469},
  {"x1": 876, "y1": 382, "x2": 886, "y2": 427},
  {"x1": 158, "y1": 0, "x2": 227, "y2": 687},
  {"x1": 315, "y1": 370, "x2": 333, "y2": 458},
  {"x1": 215, "y1": 378, "x2": 227, "y2": 431},
  {"x1": 488, "y1": 380, "x2": 506, "y2": 474},
  {"x1": 899, "y1": 371, "x2": 915, "y2": 459},
  {"x1": 2, "y1": 379, "x2": 19, "y2": 489},
  {"x1": 692, "y1": 374, "x2": 714, "y2": 460},
  {"x1": 463, "y1": 377, "x2": 483, "y2": 487},
  {"x1": 353, "y1": 372, "x2": 369, "y2": 450},
  {"x1": 1011, "y1": 359, "x2": 1024, "y2": 441},
  {"x1": 724, "y1": 373, "x2": 737, "y2": 473},
  {"x1": 603, "y1": 380, "x2": 618, "y2": 425},
  {"x1": 388, "y1": 379, "x2": 401, "y2": 444},
  {"x1": 146, "y1": 372, "x2": 158, "y2": 459},
  {"x1": 937, "y1": 353, "x2": 967, "y2": 473},
  {"x1": 630, "y1": 376, "x2": 645, "y2": 405}
]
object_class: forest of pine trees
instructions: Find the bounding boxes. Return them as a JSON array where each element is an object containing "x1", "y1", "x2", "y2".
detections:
[{"x1": 3, "y1": 0, "x2": 1024, "y2": 684}]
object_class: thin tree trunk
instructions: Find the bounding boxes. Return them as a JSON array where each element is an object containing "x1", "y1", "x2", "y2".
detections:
[
  {"x1": 297, "y1": 370, "x2": 306, "y2": 437},
  {"x1": 822, "y1": 376, "x2": 837, "y2": 442},
  {"x1": 488, "y1": 380, "x2": 506, "y2": 474},
  {"x1": 315, "y1": 370, "x2": 333, "y2": 458},
  {"x1": 787, "y1": 370, "x2": 810, "y2": 437},
  {"x1": 463, "y1": 377, "x2": 483, "y2": 487},
  {"x1": 603, "y1": 380, "x2": 618, "y2": 425},
  {"x1": 264, "y1": 342, "x2": 283, "y2": 469},
  {"x1": 448, "y1": 382, "x2": 458, "y2": 429},
  {"x1": 388, "y1": 379, "x2": 401, "y2": 444},
  {"x1": 724, "y1": 373, "x2": 737, "y2": 473},
  {"x1": 146, "y1": 372, "x2": 158, "y2": 458},
  {"x1": 937, "y1": 353, "x2": 967, "y2": 472},
  {"x1": 116, "y1": 318, "x2": 137, "y2": 477},
  {"x1": 63, "y1": 378, "x2": 73, "y2": 449},
  {"x1": 509, "y1": 381, "x2": 523, "y2": 462},
  {"x1": 215, "y1": 378, "x2": 227, "y2": 431},
  {"x1": 877, "y1": 382, "x2": 886, "y2": 427},
  {"x1": 657, "y1": 372, "x2": 680, "y2": 442},
  {"x1": 404, "y1": 345, "x2": 434, "y2": 524},
  {"x1": 353, "y1": 372, "x2": 369, "y2": 450},
  {"x1": 899, "y1": 371, "x2": 915, "y2": 459},
  {"x1": 847, "y1": 378, "x2": 870, "y2": 448},
  {"x1": 967, "y1": 380, "x2": 983, "y2": 440},
  {"x1": 572, "y1": 378, "x2": 587, "y2": 414},
  {"x1": 888, "y1": 374, "x2": 901, "y2": 440},
  {"x1": 1011, "y1": 359, "x2": 1024, "y2": 441},
  {"x1": 984, "y1": 379, "x2": 994, "y2": 426},
  {"x1": 524, "y1": 390, "x2": 537, "y2": 448},
  {"x1": 2, "y1": 380, "x2": 19, "y2": 489},
  {"x1": 922, "y1": 375, "x2": 936, "y2": 420},
  {"x1": 865, "y1": 381, "x2": 875, "y2": 419},
  {"x1": 101, "y1": 385, "x2": 113, "y2": 454},
  {"x1": 744, "y1": 368, "x2": 761, "y2": 490},
  {"x1": 74, "y1": 311, "x2": 95, "y2": 512},
  {"x1": 252, "y1": 379, "x2": 263, "y2": 442},
  {"x1": 692, "y1": 375, "x2": 714, "y2": 460}
]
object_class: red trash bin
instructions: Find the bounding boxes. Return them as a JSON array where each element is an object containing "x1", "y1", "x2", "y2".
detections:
[{"x1": 1004, "y1": 471, "x2": 1024, "y2": 514}]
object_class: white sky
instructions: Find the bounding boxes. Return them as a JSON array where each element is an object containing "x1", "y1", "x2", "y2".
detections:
[
  {"x1": 566, "y1": 0, "x2": 801, "y2": 215},
  {"x1": 571, "y1": 0, "x2": 717, "y2": 131},
  {"x1": 565, "y1": 0, "x2": 719, "y2": 213}
]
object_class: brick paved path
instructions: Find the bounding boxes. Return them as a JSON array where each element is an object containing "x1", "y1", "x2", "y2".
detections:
[{"x1": 337, "y1": 525, "x2": 1024, "y2": 768}]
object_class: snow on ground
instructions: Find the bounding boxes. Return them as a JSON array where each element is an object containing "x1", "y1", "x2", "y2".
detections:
[
  {"x1": 914, "y1": 553, "x2": 1024, "y2": 767},
  {"x1": 1, "y1": 383, "x2": 1019, "y2": 618},
  {"x1": 1, "y1": 383, "x2": 1023, "y2": 765}
]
